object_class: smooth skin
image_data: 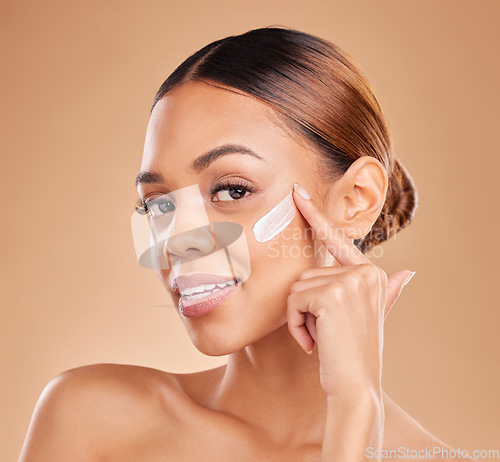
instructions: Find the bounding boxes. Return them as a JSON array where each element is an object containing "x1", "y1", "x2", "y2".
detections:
[{"x1": 19, "y1": 81, "x2": 476, "y2": 461}]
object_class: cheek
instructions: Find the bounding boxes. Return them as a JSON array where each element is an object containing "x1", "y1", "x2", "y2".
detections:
[
  {"x1": 246, "y1": 215, "x2": 317, "y2": 293},
  {"x1": 252, "y1": 191, "x2": 295, "y2": 242},
  {"x1": 238, "y1": 231, "x2": 312, "y2": 332},
  {"x1": 244, "y1": 191, "x2": 319, "y2": 284}
]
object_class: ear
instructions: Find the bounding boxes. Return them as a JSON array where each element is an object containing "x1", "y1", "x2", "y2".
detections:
[{"x1": 326, "y1": 156, "x2": 388, "y2": 239}]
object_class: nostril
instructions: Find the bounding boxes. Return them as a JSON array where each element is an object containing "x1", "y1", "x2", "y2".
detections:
[
  {"x1": 165, "y1": 246, "x2": 200, "y2": 258},
  {"x1": 164, "y1": 226, "x2": 217, "y2": 263}
]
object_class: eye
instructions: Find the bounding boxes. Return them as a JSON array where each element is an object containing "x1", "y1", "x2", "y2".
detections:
[
  {"x1": 147, "y1": 195, "x2": 176, "y2": 217},
  {"x1": 210, "y1": 180, "x2": 254, "y2": 202}
]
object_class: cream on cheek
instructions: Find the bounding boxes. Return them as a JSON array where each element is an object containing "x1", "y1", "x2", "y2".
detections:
[{"x1": 252, "y1": 191, "x2": 296, "y2": 242}]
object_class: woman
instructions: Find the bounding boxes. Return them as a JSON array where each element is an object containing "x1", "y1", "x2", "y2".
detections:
[{"x1": 19, "y1": 26, "x2": 476, "y2": 461}]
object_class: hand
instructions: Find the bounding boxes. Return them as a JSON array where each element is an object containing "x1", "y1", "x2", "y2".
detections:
[{"x1": 287, "y1": 183, "x2": 415, "y2": 397}]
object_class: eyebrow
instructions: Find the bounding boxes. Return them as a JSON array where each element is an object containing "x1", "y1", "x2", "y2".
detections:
[
  {"x1": 134, "y1": 170, "x2": 166, "y2": 188},
  {"x1": 192, "y1": 143, "x2": 264, "y2": 172},
  {"x1": 135, "y1": 143, "x2": 264, "y2": 187}
]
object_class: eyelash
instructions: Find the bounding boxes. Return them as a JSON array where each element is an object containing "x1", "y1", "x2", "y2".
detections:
[
  {"x1": 209, "y1": 178, "x2": 254, "y2": 201},
  {"x1": 135, "y1": 197, "x2": 149, "y2": 215},
  {"x1": 134, "y1": 179, "x2": 254, "y2": 215}
]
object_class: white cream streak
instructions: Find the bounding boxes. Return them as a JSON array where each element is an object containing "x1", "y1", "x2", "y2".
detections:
[{"x1": 252, "y1": 191, "x2": 296, "y2": 242}]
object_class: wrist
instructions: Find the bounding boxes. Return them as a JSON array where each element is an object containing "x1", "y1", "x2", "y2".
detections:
[
  {"x1": 321, "y1": 385, "x2": 385, "y2": 462},
  {"x1": 326, "y1": 384, "x2": 383, "y2": 410}
]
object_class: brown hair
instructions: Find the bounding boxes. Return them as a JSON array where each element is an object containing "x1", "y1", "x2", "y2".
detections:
[{"x1": 151, "y1": 26, "x2": 418, "y2": 253}]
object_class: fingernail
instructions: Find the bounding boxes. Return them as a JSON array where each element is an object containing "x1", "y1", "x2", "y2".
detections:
[
  {"x1": 403, "y1": 271, "x2": 416, "y2": 287},
  {"x1": 305, "y1": 343, "x2": 314, "y2": 355},
  {"x1": 294, "y1": 183, "x2": 311, "y2": 200}
]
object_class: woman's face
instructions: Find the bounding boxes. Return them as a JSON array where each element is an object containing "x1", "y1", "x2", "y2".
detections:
[{"x1": 137, "y1": 80, "x2": 331, "y2": 356}]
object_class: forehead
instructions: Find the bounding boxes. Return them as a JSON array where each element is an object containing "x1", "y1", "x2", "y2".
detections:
[{"x1": 141, "y1": 81, "x2": 303, "y2": 169}]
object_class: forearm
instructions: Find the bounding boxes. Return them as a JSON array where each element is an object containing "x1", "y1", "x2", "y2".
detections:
[{"x1": 321, "y1": 388, "x2": 384, "y2": 462}]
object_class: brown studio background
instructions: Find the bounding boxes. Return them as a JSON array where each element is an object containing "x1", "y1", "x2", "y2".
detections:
[{"x1": 1, "y1": 1, "x2": 499, "y2": 460}]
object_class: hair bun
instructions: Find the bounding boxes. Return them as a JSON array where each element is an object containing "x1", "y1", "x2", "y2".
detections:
[{"x1": 355, "y1": 158, "x2": 418, "y2": 254}]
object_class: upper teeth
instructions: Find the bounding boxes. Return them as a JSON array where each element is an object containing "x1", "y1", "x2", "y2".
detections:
[{"x1": 181, "y1": 280, "x2": 236, "y2": 297}]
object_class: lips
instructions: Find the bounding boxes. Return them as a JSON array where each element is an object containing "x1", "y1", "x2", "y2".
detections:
[
  {"x1": 171, "y1": 273, "x2": 238, "y2": 296},
  {"x1": 170, "y1": 273, "x2": 241, "y2": 318}
]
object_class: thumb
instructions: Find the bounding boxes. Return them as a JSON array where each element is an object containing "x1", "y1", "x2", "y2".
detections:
[{"x1": 384, "y1": 270, "x2": 415, "y2": 320}]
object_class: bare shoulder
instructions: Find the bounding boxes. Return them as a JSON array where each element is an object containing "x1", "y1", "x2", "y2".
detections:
[
  {"x1": 18, "y1": 363, "x2": 189, "y2": 461},
  {"x1": 382, "y1": 391, "x2": 477, "y2": 462}
]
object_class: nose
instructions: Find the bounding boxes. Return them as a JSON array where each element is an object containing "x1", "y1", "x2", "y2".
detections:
[{"x1": 165, "y1": 225, "x2": 216, "y2": 261}]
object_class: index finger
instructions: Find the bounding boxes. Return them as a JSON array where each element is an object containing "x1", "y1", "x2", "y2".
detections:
[{"x1": 292, "y1": 183, "x2": 370, "y2": 266}]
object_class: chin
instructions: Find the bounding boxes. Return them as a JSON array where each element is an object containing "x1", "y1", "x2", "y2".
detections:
[
  {"x1": 182, "y1": 312, "x2": 267, "y2": 357},
  {"x1": 184, "y1": 307, "x2": 287, "y2": 358},
  {"x1": 189, "y1": 336, "x2": 245, "y2": 357}
]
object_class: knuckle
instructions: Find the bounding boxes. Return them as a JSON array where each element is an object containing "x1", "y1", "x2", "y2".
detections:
[
  {"x1": 298, "y1": 268, "x2": 317, "y2": 280},
  {"x1": 326, "y1": 281, "x2": 343, "y2": 298},
  {"x1": 315, "y1": 301, "x2": 331, "y2": 319},
  {"x1": 359, "y1": 263, "x2": 379, "y2": 283},
  {"x1": 286, "y1": 292, "x2": 297, "y2": 307},
  {"x1": 343, "y1": 270, "x2": 362, "y2": 288}
]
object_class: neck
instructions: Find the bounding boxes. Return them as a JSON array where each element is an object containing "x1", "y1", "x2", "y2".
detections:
[{"x1": 213, "y1": 323, "x2": 327, "y2": 447}]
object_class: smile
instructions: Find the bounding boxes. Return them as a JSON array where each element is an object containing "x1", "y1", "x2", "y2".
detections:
[
  {"x1": 181, "y1": 280, "x2": 237, "y2": 300},
  {"x1": 172, "y1": 273, "x2": 242, "y2": 318}
]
